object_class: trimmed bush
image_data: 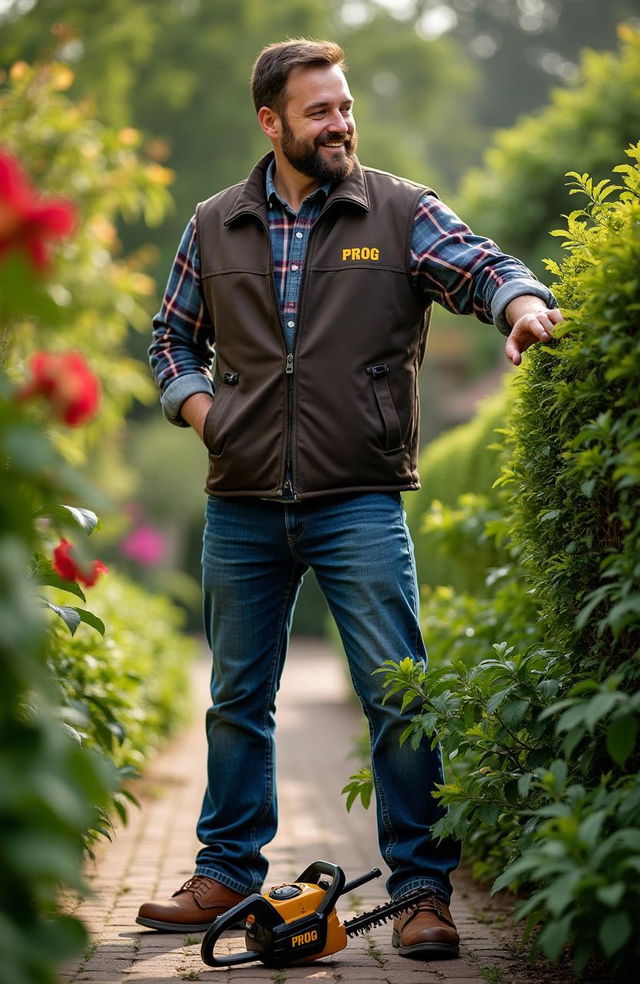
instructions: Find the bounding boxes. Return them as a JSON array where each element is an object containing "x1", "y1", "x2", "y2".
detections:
[{"x1": 346, "y1": 146, "x2": 640, "y2": 975}]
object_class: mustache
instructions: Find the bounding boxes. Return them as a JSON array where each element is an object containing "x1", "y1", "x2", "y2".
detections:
[{"x1": 316, "y1": 133, "x2": 354, "y2": 148}]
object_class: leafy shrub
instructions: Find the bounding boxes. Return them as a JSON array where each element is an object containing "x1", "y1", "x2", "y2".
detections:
[
  {"x1": 345, "y1": 146, "x2": 640, "y2": 975},
  {"x1": 0, "y1": 95, "x2": 188, "y2": 980},
  {"x1": 0, "y1": 369, "x2": 114, "y2": 983},
  {"x1": 46, "y1": 570, "x2": 195, "y2": 779}
]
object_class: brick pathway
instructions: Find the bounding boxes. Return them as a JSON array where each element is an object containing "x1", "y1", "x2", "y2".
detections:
[{"x1": 60, "y1": 640, "x2": 538, "y2": 984}]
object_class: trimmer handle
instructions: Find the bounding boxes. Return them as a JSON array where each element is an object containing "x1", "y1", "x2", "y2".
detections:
[
  {"x1": 294, "y1": 860, "x2": 345, "y2": 915},
  {"x1": 201, "y1": 893, "x2": 282, "y2": 967}
]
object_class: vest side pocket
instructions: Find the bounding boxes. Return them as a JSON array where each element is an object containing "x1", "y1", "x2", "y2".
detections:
[
  {"x1": 203, "y1": 371, "x2": 239, "y2": 456},
  {"x1": 365, "y1": 364, "x2": 404, "y2": 454}
]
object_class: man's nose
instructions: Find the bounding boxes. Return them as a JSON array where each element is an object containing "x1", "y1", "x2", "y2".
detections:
[{"x1": 326, "y1": 109, "x2": 349, "y2": 133}]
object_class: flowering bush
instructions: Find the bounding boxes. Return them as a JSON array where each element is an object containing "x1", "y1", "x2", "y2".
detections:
[
  {"x1": 18, "y1": 350, "x2": 101, "y2": 426},
  {"x1": 53, "y1": 537, "x2": 108, "y2": 587},
  {"x1": 0, "y1": 148, "x2": 114, "y2": 982},
  {"x1": 0, "y1": 149, "x2": 76, "y2": 269},
  {"x1": 0, "y1": 132, "x2": 188, "y2": 983}
]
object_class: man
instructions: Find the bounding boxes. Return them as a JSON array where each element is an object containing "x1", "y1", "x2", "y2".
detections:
[{"x1": 138, "y1": 39, "x2": 562, "y2": 959}]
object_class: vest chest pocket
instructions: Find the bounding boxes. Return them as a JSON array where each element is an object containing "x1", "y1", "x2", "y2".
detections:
[
  {"x1": 366, "y1": 364, "x2": 404, "y2": 454},
  {"x1": 203, "y1": 371, "x2": 239, "y2": 455}
]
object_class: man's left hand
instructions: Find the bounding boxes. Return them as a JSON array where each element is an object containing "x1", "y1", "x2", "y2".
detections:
[{"x1": 504, "y1": 296, "x2": 564, "y2": 366}]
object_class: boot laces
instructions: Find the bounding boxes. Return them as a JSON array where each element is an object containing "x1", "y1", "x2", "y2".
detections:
[
  {"x1": 174, "y1": 875, "x2": 212, "y2": 899},
  {"x1": 411, "y1": 895, "x2": 454, "y2": 927}
]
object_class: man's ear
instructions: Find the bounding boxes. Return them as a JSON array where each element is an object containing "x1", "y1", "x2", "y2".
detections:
[{"x1": 257, "y1": 106, "x2": 281, "y2": 140}]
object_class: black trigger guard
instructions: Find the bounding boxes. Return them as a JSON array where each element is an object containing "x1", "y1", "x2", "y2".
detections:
[{"x1": 201, "y1": 893, "x2": 283, "y2": 967}]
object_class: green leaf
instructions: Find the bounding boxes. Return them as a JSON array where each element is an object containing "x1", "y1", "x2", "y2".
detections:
[
  {"x1": 599, "y1": 912, "x2": 632, "y2": 958},
  {"x1": 42, "y1": 504, "x2": 100, "y2": 535},
  {"x1": 537, "y1": 913, "x2": 572, "y2": 960},
  {"x1": 606, "y1": 715, "x2": 637, "y2": 767},
  {"x1": 596, "y1": 883, "x2": 625, "y2": 908},
  {"x1": 44, "y1": 602, "x2": 81, "y2": 635},
  {"x1": 73, "y1": 608, "x2": 106, "y2": 636}
]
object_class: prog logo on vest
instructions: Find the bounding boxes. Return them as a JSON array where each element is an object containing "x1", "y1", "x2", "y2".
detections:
[{"x1": 342, "y1": 247, "x2": 380, "y2": 261}]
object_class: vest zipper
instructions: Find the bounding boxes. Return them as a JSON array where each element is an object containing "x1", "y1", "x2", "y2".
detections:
[
  {"x1": 284, "y1": 212, "x2": 329, "y2": 498},
  {"x1": 252, "y1": 211, "x2": 293, "y2": 498}
]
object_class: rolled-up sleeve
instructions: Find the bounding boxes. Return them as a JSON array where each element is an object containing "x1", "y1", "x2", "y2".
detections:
[
  {"x1": 410, "y1": 194, "x2": 556, "y2": 336},
  {"x1": 148, "y1": 217, "x2": 215, "y2": 426}
]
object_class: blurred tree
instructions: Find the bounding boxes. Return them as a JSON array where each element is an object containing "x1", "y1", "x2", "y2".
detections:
[
  {"x1": 0, "y1": 0, "x2": 479, "y2": 278},
  {"x1": 454, "y1": 25, "x2": 640, "y2": 275},
  {"x1": 387, "y1": 0, "x2": 638, "y2": 129}
]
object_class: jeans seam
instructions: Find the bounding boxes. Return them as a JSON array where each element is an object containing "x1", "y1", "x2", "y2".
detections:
[
  {"x1": 361, "y1": 708, "x2": 398, "y2": 867},
  {"x1": 249, "y1": 562, "x2": 304, "y2": 856},
  {"x1": 398, "y1": 503, "x2": 422, "y2": 661}
]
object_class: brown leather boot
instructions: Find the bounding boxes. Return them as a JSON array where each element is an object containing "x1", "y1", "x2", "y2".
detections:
[
  {"x1": 136, "y1": 875, "x2": 249, "y2": 932},
  {"x1": 392, "y1": 895, "x2": 460, "y2": 959}
]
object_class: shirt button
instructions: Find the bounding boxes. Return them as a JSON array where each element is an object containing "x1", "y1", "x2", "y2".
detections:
[
  {"x1": 291, "y1": 264, "x2": 299, "y2": 271},
  {"x1": 287, "y1": 321, "x2": 295, "y2": 328},
  {"x1": 295, "y1": 231, "x2": 303, "y2": 239}
]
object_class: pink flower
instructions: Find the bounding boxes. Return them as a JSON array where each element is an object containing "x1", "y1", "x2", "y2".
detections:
[
  {"x1": 53, "y1": 538, "x2": 108, "y2": 587},
  {"x1": 17, "y1": 350, "x2": 101, "y2": 426},
  {"x1": 0, "y1": 150, "x2": 76, "y2": 270},
  {"x1": 119, "y1": 524, "x2": 167, "y2": 567}
]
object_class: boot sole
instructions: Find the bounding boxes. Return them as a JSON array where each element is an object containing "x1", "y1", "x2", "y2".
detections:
[
  {"x1": 392, "y1": 930, "x2": 459, "y2": 960},
  {"x1": 136, "y1": 916, "x2": 246, "y2": 933}
]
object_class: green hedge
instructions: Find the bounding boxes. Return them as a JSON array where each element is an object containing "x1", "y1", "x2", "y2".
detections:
[{"x1": 347, "y1": 145, "x2": 640, "y2": 976}]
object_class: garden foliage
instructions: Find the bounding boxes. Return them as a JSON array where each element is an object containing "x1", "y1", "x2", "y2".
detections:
[
  {"x1": 0, "y1": 65, "x2": 195, "y2": 984},
  {"x1": 345, "y1": 147, "x2": 640, "y2": 974}
]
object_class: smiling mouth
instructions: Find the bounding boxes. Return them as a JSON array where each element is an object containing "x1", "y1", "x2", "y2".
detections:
[{"x1": 320, "y1": 138, "x2": 350, "y2": 149}]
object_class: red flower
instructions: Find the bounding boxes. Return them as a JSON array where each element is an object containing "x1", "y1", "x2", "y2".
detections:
[
  {"x1": 0, "y1": 150, "x2": 76, "y2": 270},
  {"x1": 17, "y1": 350, "x2": 101, "y2": 426},
  {"x1": 53, "y1": 538, "x2": 108, "y2": 587}
]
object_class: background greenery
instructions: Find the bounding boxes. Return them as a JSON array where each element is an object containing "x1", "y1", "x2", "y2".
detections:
[{"x1": 2, "y1": 0, "x2": 639, "y2": 634}]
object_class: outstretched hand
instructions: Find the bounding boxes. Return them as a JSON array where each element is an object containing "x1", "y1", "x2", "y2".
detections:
[{"x1": 505, "y1": 305, "x2": 564, "y2": 366}]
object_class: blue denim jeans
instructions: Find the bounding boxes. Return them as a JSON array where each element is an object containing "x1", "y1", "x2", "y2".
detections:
[{"x1": 195, "y1": 491, "x2": 460, "y2": 902}]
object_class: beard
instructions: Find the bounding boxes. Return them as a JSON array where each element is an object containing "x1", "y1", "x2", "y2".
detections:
[{"x1": 280, "y1": 115, "x2": 358, "y2": 183}]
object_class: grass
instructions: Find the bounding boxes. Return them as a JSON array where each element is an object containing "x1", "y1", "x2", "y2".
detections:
[
  {"x1": 480, "y1": 966, "x2": 504, "y2": 983},
  {"x1": 365, "y1": 934, "x2": 385, "y2": 966}
]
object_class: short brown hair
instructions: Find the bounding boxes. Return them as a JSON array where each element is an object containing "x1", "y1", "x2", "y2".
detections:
[{"x1": 250, "y1": 39, "x2": 346, "y2": 116}]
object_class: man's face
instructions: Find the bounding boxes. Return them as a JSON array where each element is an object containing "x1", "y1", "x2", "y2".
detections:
[{"x1": 278, "y1": 64, "x2": 357, "y2": 182}]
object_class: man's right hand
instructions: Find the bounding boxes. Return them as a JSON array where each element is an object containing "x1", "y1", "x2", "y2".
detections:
[{"x1": 180, "y1": 392, "x2": 214, "y2": 441}]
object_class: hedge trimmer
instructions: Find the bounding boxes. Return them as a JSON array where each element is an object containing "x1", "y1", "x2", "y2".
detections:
[{"x1": 201, "y1": 859, "x2": 432, "y2": 968}]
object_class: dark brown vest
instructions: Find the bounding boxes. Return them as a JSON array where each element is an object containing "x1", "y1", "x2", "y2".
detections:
[{"x1": 196, "y1": 153, "x2": 433, "y2": 499}]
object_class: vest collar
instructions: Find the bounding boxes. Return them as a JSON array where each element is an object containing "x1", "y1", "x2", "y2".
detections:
[{"x1": 223, "y1": 151, "x2": 370, "y2": 226}]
